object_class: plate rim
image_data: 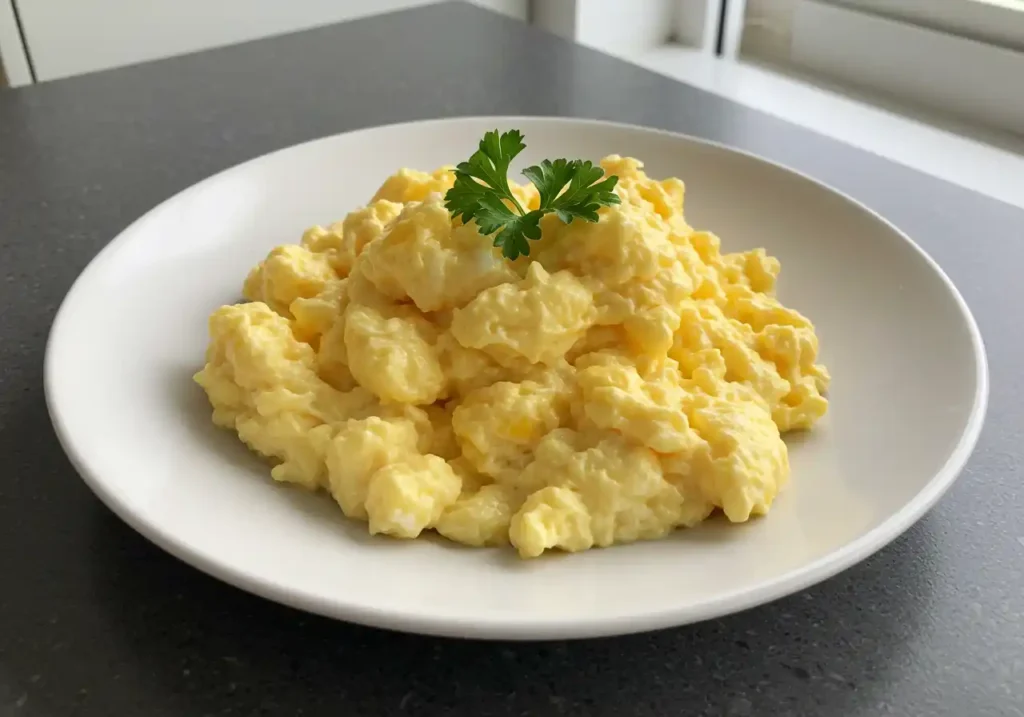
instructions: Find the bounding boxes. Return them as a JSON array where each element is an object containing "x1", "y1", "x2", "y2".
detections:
[{"x1": 44, "y1": 115, "x2": 990, "y2": 640}]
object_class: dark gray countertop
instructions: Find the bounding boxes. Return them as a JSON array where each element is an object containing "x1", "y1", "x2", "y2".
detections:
[{"x1": 1, "y1": 3, "x2": 1022, "y2": 715}]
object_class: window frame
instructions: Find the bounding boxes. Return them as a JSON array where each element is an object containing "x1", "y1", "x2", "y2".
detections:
[
  {"x1": 540, "y1": 0, "x2": 1024, "y2": 137},
  {"x1": 827, "y1": 0, "x2": 1024, "y2": 52},
  {"x1": 778, "y1": 0, "x2": 1024, "y2": 135}
]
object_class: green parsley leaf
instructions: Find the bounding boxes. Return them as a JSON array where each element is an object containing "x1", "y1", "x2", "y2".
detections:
[
  {"x1": 445, "y1": 129, "x2": 528, "y2": 223},
  {"x1": 523, "y1": 158, "x2": 620, "y2": 225},
  {"x1": 444, "y1": 130, "x2": 619, "y2": 260}
]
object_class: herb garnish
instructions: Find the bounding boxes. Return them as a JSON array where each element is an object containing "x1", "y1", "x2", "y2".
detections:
[{"x1": 444, "y1": 130, "x2": 620, "y2": 260}]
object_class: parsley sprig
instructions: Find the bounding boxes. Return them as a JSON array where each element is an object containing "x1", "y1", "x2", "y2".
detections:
[{"x1": 444, "y1": 130, "x2": 620, "y2": 260}]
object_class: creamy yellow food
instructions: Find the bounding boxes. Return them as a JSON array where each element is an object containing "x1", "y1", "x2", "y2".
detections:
[{"x1": 194, "y1": 156, "x2": 829, "y2": 558}]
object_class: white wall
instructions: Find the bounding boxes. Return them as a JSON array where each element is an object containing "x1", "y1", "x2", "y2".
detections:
[{"x1": 8, "y1": 0, "x2": 528, "y2": 82}]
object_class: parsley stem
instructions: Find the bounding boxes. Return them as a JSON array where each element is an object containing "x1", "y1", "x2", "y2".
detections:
[{"x1": 507, "y1": 194, "x2": 526, "y2": 216}]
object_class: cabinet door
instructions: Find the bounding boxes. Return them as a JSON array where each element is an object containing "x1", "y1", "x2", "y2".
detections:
[{"x1": 15, "y1": 0, "x2": 528, "y2": 81}]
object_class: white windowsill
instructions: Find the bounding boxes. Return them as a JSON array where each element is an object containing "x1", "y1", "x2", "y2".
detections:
[{"x1": 622, "y1": 44, "x2": 1024, "y2": 210}]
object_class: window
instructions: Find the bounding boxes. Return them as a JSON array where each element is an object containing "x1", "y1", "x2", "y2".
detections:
[
  {"x1": 741, "y1": 0, "x2": 1024, "y2": 136},
  {"x1": 821, "y1": 0, "x2": 1024, "y2": 51},
  {"x1": 535, "y1": 0, "x2": 1024, "y2": 138}
]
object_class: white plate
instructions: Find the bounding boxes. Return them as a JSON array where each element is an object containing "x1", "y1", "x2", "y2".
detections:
[{"x1": 45, "y1": 117, "x2": 987, "y2": 640}]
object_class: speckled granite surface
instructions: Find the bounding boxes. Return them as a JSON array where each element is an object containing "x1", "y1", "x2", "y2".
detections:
[{"x1": 1, "y1": 3, "x2": 1022, "y2": 715}]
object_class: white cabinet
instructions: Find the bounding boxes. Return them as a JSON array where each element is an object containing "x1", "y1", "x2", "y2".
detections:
[{"x1": 4, "y1": 0, "x2": 528, "y2": 83}]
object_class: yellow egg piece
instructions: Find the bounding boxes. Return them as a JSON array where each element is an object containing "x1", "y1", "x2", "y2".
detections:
[
  {"x1": 451, "y1": 262, "x2": 597, "y2": 366},
  {"x1": 365, "y1": 454, "x2": 462, "y2": 538}
]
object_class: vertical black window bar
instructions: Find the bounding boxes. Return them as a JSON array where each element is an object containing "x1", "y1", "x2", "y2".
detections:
[{"x1": 715, "y1": 0, "x2": 730, "y2": 56}]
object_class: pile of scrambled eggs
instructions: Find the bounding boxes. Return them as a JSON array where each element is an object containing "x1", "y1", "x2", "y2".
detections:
[{"x1": 195, "y1": 156, "x2": 829, "y2": 558}]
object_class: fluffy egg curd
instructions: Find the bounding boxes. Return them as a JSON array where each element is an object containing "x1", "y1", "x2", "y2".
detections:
[{"x1": 194, "y1": 155, "x2": 830, "y2": 559}]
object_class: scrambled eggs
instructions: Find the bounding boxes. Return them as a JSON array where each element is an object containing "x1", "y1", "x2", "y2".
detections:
[{"x1": 195, "y1": 157, "x2": 829, "y2": 558}]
